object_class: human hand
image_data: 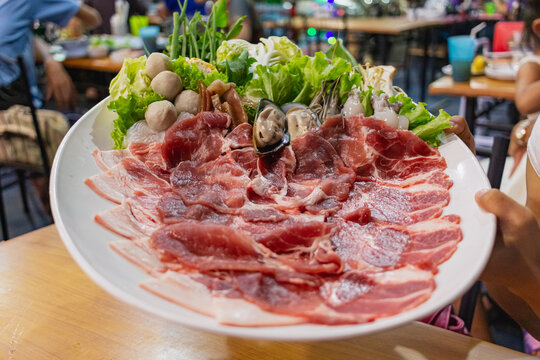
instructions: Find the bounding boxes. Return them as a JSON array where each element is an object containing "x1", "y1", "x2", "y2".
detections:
[
  {"x1": 44, "y1": 59, "x2": 77, "y2": 110},
  {"x1": 475, "y1": 189, "x2": 540, "y2": 286},
  {"x1": 444, "y1": 116, "x2": 475, "y2": 154},
  {"x1": 65, "y1": 17, "x2": 84, "y2": 38}
]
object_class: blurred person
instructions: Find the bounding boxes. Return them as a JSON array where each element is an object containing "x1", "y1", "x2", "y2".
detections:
[
  {"x1": 448, "y1": 116, "x2": 540, "y2": 354},
  {"x1": 0, "y1": 0, "x2": 101, "y2": 110},
  {"x1": 85, "y1": 0, "x2": 148, "y2": 34}
]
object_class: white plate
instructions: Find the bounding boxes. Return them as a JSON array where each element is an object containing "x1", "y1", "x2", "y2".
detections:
[
  {"x1": 485, "y1": 64, "x2": 517, "y2": 81},
  {"x1": 50, "y1": 98, "x2": 496, "y2": 341}
]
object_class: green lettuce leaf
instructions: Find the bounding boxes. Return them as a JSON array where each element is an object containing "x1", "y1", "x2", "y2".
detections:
[
  {"x1": 217, "y1": 39, "x2": 253, "y2": 63},
  {"x1": 171, "y1": 57, "x2": 228, "y2": 91},
  {"x1": 245, "y1": 63, "x2": 302, "y2": 105},
  {"x1": 411, "y1": 109, "x2": 452, "y2": 146},
  {"x1": 389, "y1": 93, "x2": 431, "y2": 129},
  {"x1": 109, "y1": 56, "x2": 151, "y2": 100},
  {"x1": 339, "y1": 72, "x2": 363, "y2": 104},
  {"x1": 108, "y1": 92, "x2": 164, "y2": 149},
  {"x1": 291, "y1": 52, "x2": 351, "y2": 104},
  {"x1": 221, "y1": 50, "x2": 256, "y2": 87},
  {"x1": 326, "y1": 38, "x2": 358, "y2": 67},
  {"x1": 361, "y1": 88, "x2": 374, "y2": 117}
]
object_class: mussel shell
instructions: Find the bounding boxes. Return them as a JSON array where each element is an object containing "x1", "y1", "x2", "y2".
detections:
[{"x1": 253, "y1": 99, "x2": 290, "y2": 156}]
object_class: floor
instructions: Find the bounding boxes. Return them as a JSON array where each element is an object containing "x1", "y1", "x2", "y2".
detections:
[{"x1": 0, "y1": 44, "x2": 528, "y2": 354}]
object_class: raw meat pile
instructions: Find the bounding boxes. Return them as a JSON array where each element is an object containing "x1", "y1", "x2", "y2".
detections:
[{"x1": 85, "y1": 111, "x2": 462, "y2": 326}]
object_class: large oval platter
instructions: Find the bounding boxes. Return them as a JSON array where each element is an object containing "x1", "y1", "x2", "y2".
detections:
[{"x1": 50, "y1": 97, "x2": 495, "y2": 341}]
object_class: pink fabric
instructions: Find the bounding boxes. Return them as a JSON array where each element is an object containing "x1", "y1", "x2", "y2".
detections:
[
  {"x1": 524, "y1": 331, "x2": 540, "y2": 354},
  {"x1": 421, "y1": 305, "x2": 469, "y2": 335}
]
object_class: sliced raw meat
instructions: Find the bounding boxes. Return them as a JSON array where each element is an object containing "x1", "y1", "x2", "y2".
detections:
[
  {"x1": 162, "y1": 111, "x2": 231, "y2": 168},
  {"x1": 337, "y1": 181, "x2": 450, "y2": 225},
  {"x1": 95, "y1": 195, "x2": 162, "y2": 240},
  {"x1": 323, "y1": 266, "x2": 435, "y2": 319},
  {"x1": 140, "y1": 274, "x2": 215, "y2": 317},
  {"x1": 92, "y1": 149, "x2": 131, "y2": 171},
  {"x1": 170, "y1": 156, "x2": 250, "y2": 212},
  {"x1": 128, "y1": 142, "x2": 170, "y2": 181},
  {"x1": 110, "y1": 240, "x2": 166, "y2": 274},
  {"x1": 85, "y1": 157, "x2": 170, "y2": 204},
  {"x1": 225, "y1": 123, "x2": 253, "y2": 149},
  {"x1": 318, "y1": 116, "x2": 447, "y2": 182},
  {"x1": 149, "y1": 222, "x2": 274, "y2": 272},
  {"x1": 157, "y1": 192, "x2": 233, "y2": 224},
  {"x1": 331, "y1": 215, "x2": 462, "y2": 271}
]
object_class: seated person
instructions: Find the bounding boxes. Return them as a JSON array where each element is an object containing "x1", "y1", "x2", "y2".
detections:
[{"x1": 0, "y1": 0, "x2": 101, "y2": 110}]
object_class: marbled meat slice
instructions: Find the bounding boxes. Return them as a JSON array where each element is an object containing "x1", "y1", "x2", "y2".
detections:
[
  {"x1": 85, "y1": 157, "x2": 171, "y2": 204},
  {"x1": 337, "y1": 181, "x2": 450, "y2": 225},
  {"x1": 161, "y1": 111, "x2": 231, "y2": 168},
  {"x1": 331, "y1": 215, "x2": 462, "y2": 271}
]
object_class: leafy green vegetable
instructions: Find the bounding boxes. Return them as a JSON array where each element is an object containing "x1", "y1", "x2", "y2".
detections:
[
  {"x1": 245, "y1": 64, "x2": 302, "y2": 105},
  {"x1": 169, "y1": 0, "x2": 243, "y2": 64},
  {"x1": 217, "y1": 39, "x2": 253, "y2": 63},
  {"x1": 258, "y1": 36, "x2": 303, "y2": 66},
  {"x1": 109, "y1": 56, "x2": 150, "y2": 100},
  {"x1": 361, "y1": 88, "x2": 374, "y2": 117},
  {"x1": 411, "y1": 110, "x2": 452, "y2": 146},
  {"x1": 326, "y1": 39, "x2": 358, "y2": 67},
  {"x1": 171, "y1": 57, "x2": 228, "y2": 91},
  {"x1": 108, "y1": 92, "x2": 164, "y2": 149},
  {"x1": 389, "y1": 93, "x2": 431, "y2": 129},
  {"x1": 290, "y1": 52, "x2": 351, "y2": 104},
  {"x1": 221, "y1": 50, "x2": 256, "y2": 86},
  {"x1": 339, "y1": 72, "x2": 363, "y2": 104},
  {"x1": 243, "y1": 104, "x2": 256, "y2": 125}
]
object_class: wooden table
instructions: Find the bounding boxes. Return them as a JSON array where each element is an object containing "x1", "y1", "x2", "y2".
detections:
[
  {"x1": 429, "y1": 75, "x2": 517, "y2": 135},
  {"x1": 429, "y1": 75, "x2": 516, "y2": 101},
  {"x1": 0, "y1": 226, "x2": 533, "y2": 359},
  {"x1": 285, "y1": 16, "x2": 445, "y2": 35},
  {"x1": 63, "y1": 57, "x2": 123, "y2": 73}
]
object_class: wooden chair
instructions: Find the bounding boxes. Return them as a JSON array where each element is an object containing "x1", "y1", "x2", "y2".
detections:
[
  {"x1": 0, "y1": 57, "x2": 51, "y2": 240},
  {"x1": 458, "y1": 135, "x2": 510, "y2": 331}
]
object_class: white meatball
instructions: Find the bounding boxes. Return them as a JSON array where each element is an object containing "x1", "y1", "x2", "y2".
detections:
[
  {"x1": 151, "y1": 71, "x2": 183, "y2": 101},
  {"x1": 174, "y1": 90, "x2": 200, "y2": 115},
  {"x1": 145, "y1": 53, "x2": 171, "y2": 79},
  {"x1": 373, "y1": 109, "x2": 399, "y2": 129},
  {"x1": 145, "y1": 100, "x2": 177, "y2": 131}
]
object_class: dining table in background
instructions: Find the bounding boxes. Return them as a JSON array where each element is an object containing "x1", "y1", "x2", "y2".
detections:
[
  {"x1": 0, "y1": 225, "x2": 533, "y2": 360},
  {"x1": 63, "y1": 56, "x2": 124, "y2": 73},
  {"x1": 429, "y1": 75, "x2": 517, "y2": 137}
]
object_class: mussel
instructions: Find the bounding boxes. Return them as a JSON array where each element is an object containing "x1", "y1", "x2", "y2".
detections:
[
  {"x1": 285, "y1": 104, "x2": 320, "y2": 141},
  {"x1": 253, "y1": 99, "x2": 290, "y2": 156}
]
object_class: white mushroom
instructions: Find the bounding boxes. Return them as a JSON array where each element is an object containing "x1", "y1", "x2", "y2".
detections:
[
  {"x1": 145, "y1": 53, "x2": 171, "y2": 79},
  {"x1": 151, "y1": 71, "x2": 183, "y2": 101},
  {"x1": 174, "y1": 90, "x2": 200, "y2": 115},
  {"x1": 145, "y1": 100, "x2": 177, "y2": 131}
]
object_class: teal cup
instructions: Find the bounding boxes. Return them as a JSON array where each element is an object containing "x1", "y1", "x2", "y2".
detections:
[
  {"x1": 448, "y1": 36, "x2": 476, "y2": 82},
  {"x1": 139, "y1": 26, "x2": 160, "y2": 54}
]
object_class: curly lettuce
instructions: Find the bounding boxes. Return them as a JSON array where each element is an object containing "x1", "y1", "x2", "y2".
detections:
[
  {"x1": 245, "y1": 63, "x2": 303, "y2": 106},
  {"x1": 108, "y1": 92, "x2": 164, "y2": 149},
  {"x1": 412, "y1": 109, "x2": 452, "y2": 146},
  {"x1": 109, "y1": 56, "x2": 151, "y2": 100},
  {"x1": 171, "y1": 57, "x2": 228, "y2": 91}
]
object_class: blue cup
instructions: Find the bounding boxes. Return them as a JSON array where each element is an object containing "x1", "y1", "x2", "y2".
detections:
[
  {"x1": 448, "y1": 35, "x2": 476, "y2": 82},
  {"x1": 139, "y1": 25, "x2": 160, "y2": 54}
]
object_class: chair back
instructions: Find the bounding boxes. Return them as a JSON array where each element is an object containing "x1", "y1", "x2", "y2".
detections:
[{"x1": 493, "y1": 21, "x2": 524, "y2": 52}]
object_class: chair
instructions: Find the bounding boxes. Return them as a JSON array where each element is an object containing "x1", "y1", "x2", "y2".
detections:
[
  {"x1": 493, "y1": 21, "x2": 524, "y2": 52},
  {"x1": 0, "y1": 57, "x2": 53, "y2": 239},
  {"x1": 458, "y1": 135, "x2": 510, "y2": 331}
]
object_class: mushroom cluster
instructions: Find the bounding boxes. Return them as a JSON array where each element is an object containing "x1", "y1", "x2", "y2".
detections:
[{"x1": 143, "y1": 53, "x2": 200, "y2": 132}]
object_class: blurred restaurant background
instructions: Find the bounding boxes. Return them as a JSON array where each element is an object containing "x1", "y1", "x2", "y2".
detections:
[{"x1": 0, "y1": 0, "x2": 531, "y2": 352}]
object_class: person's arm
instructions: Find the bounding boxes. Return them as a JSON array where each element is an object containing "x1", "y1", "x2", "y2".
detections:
[
  {"x1": 74, "y1": 4, "x2": 102, "y2": 30},
  {"x1": 527, "y1": 158, "x2": 540, "y2": 219},
  {"x1": 515, "y1": 62, "x2": 540, "y2": 116},
  {"x1": 476, "y1": 188, "x2": 540, "y2": 338},
  {"x1": 33, "y1": 36, "x2": 77, "y2": 110}
]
